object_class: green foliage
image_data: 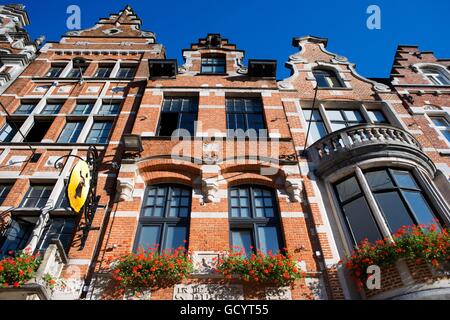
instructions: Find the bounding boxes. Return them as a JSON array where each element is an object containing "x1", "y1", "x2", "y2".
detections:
[
  {"x1": 0, "y1": 250, "x2": 41, "y2": 287},
  {"x1": 341, "y1": 224, "x2": 450, "y2": 285},
  {"x1": 216, "y1": 249, "x2": 304, "y2": 286},
  {"x1": 111, "y1": 246, "x2": 193, "y2": 290}
]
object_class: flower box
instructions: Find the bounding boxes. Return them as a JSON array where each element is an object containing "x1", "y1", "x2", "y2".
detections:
[
  {"x1": 215, "y1": 249, "x2": 304, "y2": 287},
  {"x1": 110, "y1": 246, "x2": 193, "y2": 291}
]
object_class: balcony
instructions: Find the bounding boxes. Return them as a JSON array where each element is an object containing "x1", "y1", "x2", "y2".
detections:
[{"x1": 307, "y1": 124, "x2": 435, "y2": 178}]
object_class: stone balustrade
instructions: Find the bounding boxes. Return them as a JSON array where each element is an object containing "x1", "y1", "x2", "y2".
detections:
[{"x1": 306, "y1": 124, "x2": 432, "y2": 177}]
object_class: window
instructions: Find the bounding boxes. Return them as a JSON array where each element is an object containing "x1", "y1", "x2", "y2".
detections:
[
  {"x1": 21, "y1": 184, "x2": 54, "y2": 208},
  {"x1": 135, "y1": 185, "x2": 191, "y2": 252},
  {"x1": 0, "y1": 120, "x2": 24, "y2": 142},
  {"x1": 24, "y1": 120, "x2": 52, "y2": 142},
  {"x1": 0, "y1": 184, "x2": 12, "y2": 205},
  {"x1": 0, "y1": 218, "x2": 34, "y2": 258},
  {"x1": 303, "y1": 109, "x2": 328, "y2": 142},
  {"x1": 229, "y1": 186, "x2": 282, "y2": 255},
  {"x1": 94, "y1": 65, "x2": 114, "y2": 78},
  {"x1": 302, "y1": 104, "x2": 391, "y2": 145},
  {"x1": 157, "y1": 97, "x2": 198, "y2": 136},
  {"x1": 57, "y1": 121, "x2": 83, "y2": 143},
  {"x1": 41, "y1": 103, "x2": 63, "y2": 115},
  {"x1": 85, "y1": 121, "x2": 112, "y2": 144},
  {"x1": 55, "y1": 188, "x2": 70, "y2": 209},
  {"x1": 326, "y1": 109, "x2": 364, "y2": 131},
  {"x1": 201, "y1": 55, "x2": 226, "y2": 74},
  {"x1": 367, "y1": 110, "x2": 388, "y2": 124},
  {"x1": 313, "y1": 68, "x2": 344, "y2": 88},
  {"x1": 421, "y1": 66, "x2": 450, "y2": 85},
  {"x1": 333, "y1": 168, "x2": 440, "y2": 246},
  {"x1": 334, "y1": 176, "x2": 383, "y2": 244},
  {"x1": 226, "y1": 98, "x2": 266, "y2": 136},
  {"x1": 429, "y1": 116, "x2": 450, "y2": 143},
  {"x1": 67, "y1": 65, "x2": 87, "y2": 78},
  {"x1": 14, "y1": 102, "x2": 36, "y2": 115},
  {"x1": 116, "y1": 65, "x2": 136, "y2": 79},
  {"x1": 98, "y1": 102, "x2": 120, "y2": 115},
  {"x1": 72, "y1": 102, "x2": 94, "y2": 115},
  {"x1": 365, "y1": 169, "x2": 439, "y2": 233},
  {"x1": 37, "y1": 217, "x2": 76, "y2": 254},
  {"x1": 45, "y1": 65, "x2": 65, "y2": 78}
]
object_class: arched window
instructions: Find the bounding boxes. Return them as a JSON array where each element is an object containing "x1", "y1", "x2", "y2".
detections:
[
  {"x1": 228, "y1": 185, "x2": 283, "y2": 255},
  {"x1": 333, "y1": 168, "x2": 441, "y2": 245},
  {"x1": 135, "y1": 184, "x2": 191, "y2": 252},
  {"x1": 420, "y1": 66, "x2": 450, "y2": 85},
  {"x1": 313, "y1": 68, "x2": 344, "y2": 88}
]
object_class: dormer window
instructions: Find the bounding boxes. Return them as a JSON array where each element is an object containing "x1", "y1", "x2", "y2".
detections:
[
  {"x1": 247, "y1": 60, "x2": 277, "y2": 78},
  {"x1": 420, "y1": 66, "x2": 450, "y2": 85},
  {"x1": 201, "y1": 55, "x2": 226, "y2": 74},
  {"x1": 313, "y1": 68, "x2": 344, "y2": 88},
  {"x1": 149, "y1": 59, "x2": 177, "y2": 78}
]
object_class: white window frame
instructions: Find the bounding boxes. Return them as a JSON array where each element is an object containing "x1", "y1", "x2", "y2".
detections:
[
  {"x1": 425, "y1": 111, "x2": 450, "y2": 149},
  {"x1": 417, "y1": 64, "x2": 450, "y2": 86}
]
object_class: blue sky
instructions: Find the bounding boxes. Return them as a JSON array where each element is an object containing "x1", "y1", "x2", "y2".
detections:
[{"x1": 18, "y1": 0, "x2": 450, "y2": 79}]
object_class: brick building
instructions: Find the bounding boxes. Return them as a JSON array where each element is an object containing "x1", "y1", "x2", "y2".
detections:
[
  {"x1": 0, "y1": 5, "x2": 449, "y2": 300},
  {"x1": 0, "y1": 4, "x2": 43, "y2": 94}
]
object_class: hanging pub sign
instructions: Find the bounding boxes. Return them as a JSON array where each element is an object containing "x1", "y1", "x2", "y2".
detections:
[
  {"x1": 67, "y1": 160, "x2": 91, "y2": 213},
  {"x1": 56, "y1": 146, "x2": 100, "y2": 249}
]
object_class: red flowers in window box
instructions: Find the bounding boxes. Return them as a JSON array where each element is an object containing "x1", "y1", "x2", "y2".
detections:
[
  {"x1": 110, "y1": 246, "x2": 193, "y2": 290},
  {"x1": 341, "y1": 224, "x2": 450, "y2": 285},
  {"x1": 216, "y1": 248, "x2": 303, "y2": 287},
  {"x1": 0, "y1": 250, "x2": 41, "y2": 288}
]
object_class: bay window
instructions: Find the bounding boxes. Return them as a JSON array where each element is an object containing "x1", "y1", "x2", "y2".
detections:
[{"x1": 333, "y1": 168, "x2": 441, "y2": 246}]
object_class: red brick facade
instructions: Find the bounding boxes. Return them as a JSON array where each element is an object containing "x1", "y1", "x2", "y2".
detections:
[{"x1": 0, "y1": 6, "x2": 449, "y2": 300}]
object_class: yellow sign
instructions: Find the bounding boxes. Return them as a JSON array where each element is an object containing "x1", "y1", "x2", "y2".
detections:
[{"x1": 67, "y1": 160, "x2": 91, "y2": 213}]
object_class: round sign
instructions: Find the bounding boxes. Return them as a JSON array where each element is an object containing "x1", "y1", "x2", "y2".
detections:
[{"x1": 67, "y1": 160, "x2": 91, "y2": 213}]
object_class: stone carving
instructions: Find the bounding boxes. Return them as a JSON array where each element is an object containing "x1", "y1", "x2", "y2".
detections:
[
  {"x1": 278, "y1": 81, "x2": 294, "y2": 90},
  {"x1": 192, "y1": 252, "x2": 220, "y2": 275},
  {"x1": 288, "y1": 53, "x2": 307, "y2": 63},
  {"x1": 333, "y1": 55, "x2": 348, "y2": 63},
  {"x1": 50, "y1": 278, "x2": 84, "y2": 300},
  {"x1": 173, "y1": 284, "x2": 244, "y2": 300},
  {"x1": 0, "y1": 15, "x2": 18, "y2": 35},
  {"x1": 116, "y1": 179, "x2": 134, "y2": 202},
  {"x1": 201, "y1": 178, "x2": 220, "y2": 203},
  {"x1": 265, "y1": 287, "x2": 292, "y2": 300},
  {"x1": 373, "y1": 82, "x2": 391, "y2": 92},
  {"x1": 285, "y1": 178, "x2": 303, "y2": 202},
  {"x1": 236, "y1": 58, "x2": 248, "y2": 74},
  {"x1": 202, "y1": 142, "x2": 219, "y2": 163}
]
